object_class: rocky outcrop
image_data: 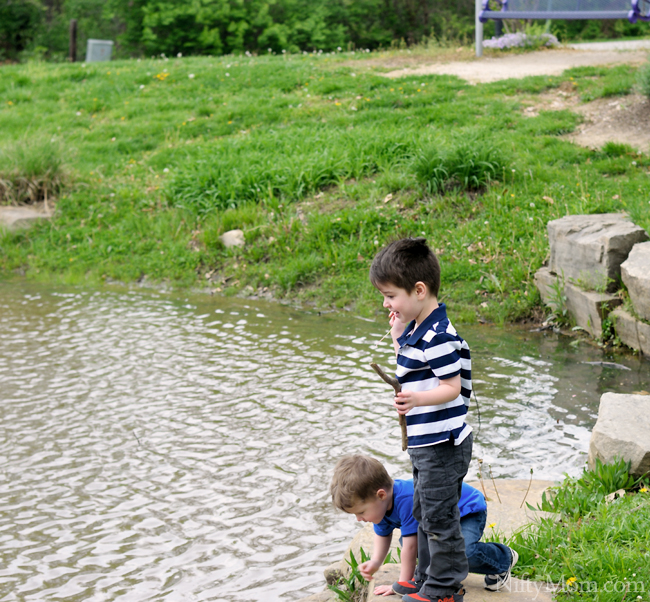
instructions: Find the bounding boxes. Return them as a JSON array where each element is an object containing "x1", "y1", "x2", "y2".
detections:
[
  {"x1": 547, "y1": 213, "x2": 648, "y2": 292},
  {"x1": 621, "y1": 241, "x2": 650, "y2": 322},
  {"x1": 589, "y1": 392, "x2": 650, "y2": 479},
  {"x1": 536, "y1": 214, "x2": 650, "y2": 354}
]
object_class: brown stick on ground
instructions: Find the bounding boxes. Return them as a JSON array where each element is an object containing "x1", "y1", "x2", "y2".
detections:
[{"x1": 370, "y1": 363, "x2": 408, "y2": 451}]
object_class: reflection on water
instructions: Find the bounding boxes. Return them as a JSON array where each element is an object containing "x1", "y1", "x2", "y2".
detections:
[{"x1": 0, "y1": 281, "x2": 647, "y2": 601}]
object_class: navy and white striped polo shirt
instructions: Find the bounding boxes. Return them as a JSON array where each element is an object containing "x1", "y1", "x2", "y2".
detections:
[{"x1": 395, "y1": 303, "x2": 472, "y2": 448}]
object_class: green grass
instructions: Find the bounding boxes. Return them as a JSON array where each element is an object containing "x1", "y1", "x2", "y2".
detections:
[
  {"x1": 1, "y1": 52, "x2": 649, "y2": 322},
  {"x1": 493, "y1": 459, "x2": 650, "y2": 601}
]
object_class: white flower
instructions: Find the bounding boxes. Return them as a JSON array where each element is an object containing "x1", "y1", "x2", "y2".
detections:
[
  {"x1": 163, "y1": 168, "x2": 169, "y2": 173},
  {"x1": 139, "y1": 84, "x2": 145, "y2": 89},
  {"x1": 76, "y1": 111, "x2": 81, "y2": 116},
  {"x1": 188, "y1": 73, "x2": 195, "y2": 79},
  {"x1": 225, "y1": 73, "x2": 230, "y2": 77},
  {"x1": 177, "y1": 52, "x2": 182, "y2": 57}
]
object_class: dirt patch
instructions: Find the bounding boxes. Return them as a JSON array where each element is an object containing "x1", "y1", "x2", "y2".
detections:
[
  {"x1": 519, "y1": 86, "x2": 650, "y2": 151},
  {"x1": 565, "y1": 93, "x2": 650, "y2": 151}
]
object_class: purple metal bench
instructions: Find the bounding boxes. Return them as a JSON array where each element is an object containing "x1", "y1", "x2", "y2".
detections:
[
  {"x1": 480, "y1": 0, "x2": 650, "y2": 22},
  {"x1": 475, "y1": 0, "x2": 650, "y2": 55}
]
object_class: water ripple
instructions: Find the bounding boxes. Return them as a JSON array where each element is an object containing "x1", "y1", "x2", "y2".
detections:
[{"x1": 1, "y1": 282, "x2": 648, "y2": 601}]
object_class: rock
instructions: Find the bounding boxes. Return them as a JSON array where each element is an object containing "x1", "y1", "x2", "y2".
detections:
[
  {"x1": 634, "y1": 324, "x2": 650, "y2": 355},
  {"x1": 219, "y1": 229, "x2": 245, "y2": 248},
  {"x1": 534, "y1": 266, "x2": 621, "y2": 337},
  {"x1": 323, "y1": 561, "x2": 344, "y2": 586},
  {"x1": 547, "y1": 214, "x2": 649, "y2": 292},
  {"x1": 621, "y1": 241, "x2": 650, "y2": 321},
  {"x1": 611, "y1": 307, "x2": 641, "y2": 352},
  {"x1": 611, "y1": 307, "x2": 650, "y2": 355},
  {"x1": 589, "y1": 392, "x2": 650, "y2": 479},
  {"x1": 0, "y1": 204, "x2": 53, "y2": 230}
]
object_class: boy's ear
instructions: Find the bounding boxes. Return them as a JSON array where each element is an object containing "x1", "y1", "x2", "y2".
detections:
[
  {"x1": 377, "y1": 488, "x2": 389, "y2": 501},
  {"x1": 414, "y1": 281, "x2": 428, "y2": 298}
]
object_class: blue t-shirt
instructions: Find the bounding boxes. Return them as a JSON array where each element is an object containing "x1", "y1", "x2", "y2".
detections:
[{"x1": 373, "y1": 480, "x2": 486, "y2": 537}]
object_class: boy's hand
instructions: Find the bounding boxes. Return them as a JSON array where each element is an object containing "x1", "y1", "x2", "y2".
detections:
[
  {"x1": 394, "y1": 390, "x2": 418, "y2": 414},
  {"x1": 359, "y1": 559, "x2": 382, "y2": 581},
  {"x1": 389, "y1": 311, "x2": 408, "y2": 336},
  {"x1": 374, "y1": 584, "x2": 396, "y2": 596}
]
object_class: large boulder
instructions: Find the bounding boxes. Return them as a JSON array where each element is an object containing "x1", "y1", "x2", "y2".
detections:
[
  {"x1": 589, "y1": 393, "x2": 650, "y2": 479},
  {"x1": 547, "y1": 214, "x2": 648, "y2": 292},
  {"x1": 611, "y1": 307, "x2": 650, "y2": 356},
  {"x1": 621, "y1": 241, "x2": 650, "y2": 321}
]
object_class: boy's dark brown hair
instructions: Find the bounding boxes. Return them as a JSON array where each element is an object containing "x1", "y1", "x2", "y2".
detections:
[
  {"x1": 369, "y1": 237, "x2": 441, "y2": 297},
  {"x1": 330, "y1": 455, "x2": 393, "y2": 511}
]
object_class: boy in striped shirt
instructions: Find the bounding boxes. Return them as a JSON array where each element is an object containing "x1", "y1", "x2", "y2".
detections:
[{"x1": 370, "y1": 238, "x2": 473, "y2": 602}]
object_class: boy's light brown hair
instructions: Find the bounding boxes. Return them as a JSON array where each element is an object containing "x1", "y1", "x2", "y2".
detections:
[{"x1": 330, "y1": 455, "x2": 393, "y2": 511}]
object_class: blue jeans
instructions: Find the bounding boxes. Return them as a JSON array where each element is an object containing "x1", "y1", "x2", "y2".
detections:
[{"x1": 461, "y1": 510, "x2": 512, "y2": 575}]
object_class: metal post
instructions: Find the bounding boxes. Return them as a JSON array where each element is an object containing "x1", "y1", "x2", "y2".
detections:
[
  {"x1": 475, "y1": 0, "x2": 484, "y2": 56},
  {"x1": 69, "y1": 19, "x2": 77, "y2": 62}
]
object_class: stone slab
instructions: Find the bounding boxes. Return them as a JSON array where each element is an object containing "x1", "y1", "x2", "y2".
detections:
[
  {"x1": 588, "y1": 392, "x2": 650, "y2": 479},
  {"x1": 534, "y1": 266, "x2": 621, "y2": 337},
  {"x1": 0, "y1": 205, "x2": 53, "y2": 230},
  {"x1": 639, "y1": 319, "x2": 650, "y2": 356},
  {"x1": 310, "y1": 480, "x2": 556, "y2": 602},
  {"x1": 621, "y1": 241, "x2": 650, "y2": 321},
  {"x1": 547, "y1": 213, "x2": 648, "y2": 292},
  {"x1": 611, "y1": 307, "x2": 641, "y2": 352},
  {"x1": 370, "y1": 565, "x2": 555, "y2": 602}
]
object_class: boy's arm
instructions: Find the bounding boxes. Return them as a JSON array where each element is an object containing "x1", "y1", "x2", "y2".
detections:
[
  {"x1": 394, "y1": 374, "x2": 461, "y2": 414},
  {"x1": 359, "y1": 533, "x2": 392, "y2": 581},
  {"x1": 398, "y1": 535, "x2": 417, "y2": 582}
]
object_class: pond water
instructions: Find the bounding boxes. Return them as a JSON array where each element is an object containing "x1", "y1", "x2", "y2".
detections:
[{"x1": 1, "y1": 280, "x2": 648, "y2": 602}]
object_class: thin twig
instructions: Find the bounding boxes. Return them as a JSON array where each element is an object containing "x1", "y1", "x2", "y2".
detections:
[
  {"x1": 372, "y1": 328, "x2": 392, "y2": 349},
  {"x1": 477, "y1": 459, "x2": 488, "y2": 500},
  {"x1": 489, "y1": 464, "x2": 501, "y2": 504},
  {"x1": 133, "y1": 430, "x2": 142, "y2": 447},
  {"x1": 521, "y1": 467, "x2": 534, "y2": 509},
  {"x1": 370, "y1": 362, "x2": 407, "y2": 451}
]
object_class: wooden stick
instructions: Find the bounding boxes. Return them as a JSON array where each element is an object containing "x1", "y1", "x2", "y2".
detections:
[{"x1": 370, "y1": 362, "x2": 408, "y2": 451}]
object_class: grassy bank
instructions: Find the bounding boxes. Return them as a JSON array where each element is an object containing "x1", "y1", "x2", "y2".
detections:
[
  {"x1": 507, "y1": 459, "x2": 650, "y2": 602},
  {"x1": 1, "y1": 48, "x2": 649, "y2": 323}
]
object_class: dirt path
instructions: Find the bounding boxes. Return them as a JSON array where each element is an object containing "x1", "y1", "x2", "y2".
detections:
[
  {"x1": 383, "y1": 47, "x2": 649, "y2": 84},
  {"x1": 379, "y1": 43, "x2": 650, "y2": 152}
]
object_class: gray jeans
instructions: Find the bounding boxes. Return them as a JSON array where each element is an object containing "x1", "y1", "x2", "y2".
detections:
[{"x1": 411, "y1": 433, "x2": 473, "y2": 598}]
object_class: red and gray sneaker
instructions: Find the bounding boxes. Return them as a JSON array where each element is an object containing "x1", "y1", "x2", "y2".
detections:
[
  {"x1": 402, "y1": 587, "x2": 465, "y2": 602},
  {"x1": 392, "y1": 580, "x2": 423, "y2": 596}
]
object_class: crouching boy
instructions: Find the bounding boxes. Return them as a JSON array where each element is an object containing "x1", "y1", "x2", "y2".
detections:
[{"x1": 331, "y1": 455, "x2": 518, "y2": 597}]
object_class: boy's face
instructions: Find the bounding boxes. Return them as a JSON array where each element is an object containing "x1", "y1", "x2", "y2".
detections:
[
  {"x1": 376, "y1": 282, "x2": 424, "y2": 325},
  {"x1": 344, "y1": 489, "x2": 391, "y2": 524}
]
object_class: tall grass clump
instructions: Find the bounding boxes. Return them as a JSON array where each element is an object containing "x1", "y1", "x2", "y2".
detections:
[
  {"x1": 167, "y1": 129, "x2": 415, "y2": 214},
  {"x1": 635, "y1": 55, "x2": 650, "y2": 98},
  {"x1": 414, "y1": 138, "x2": 507, "y2": 195},
  {"x1": 0, "y1": 141, "x2": 66, "y2": 205}
]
